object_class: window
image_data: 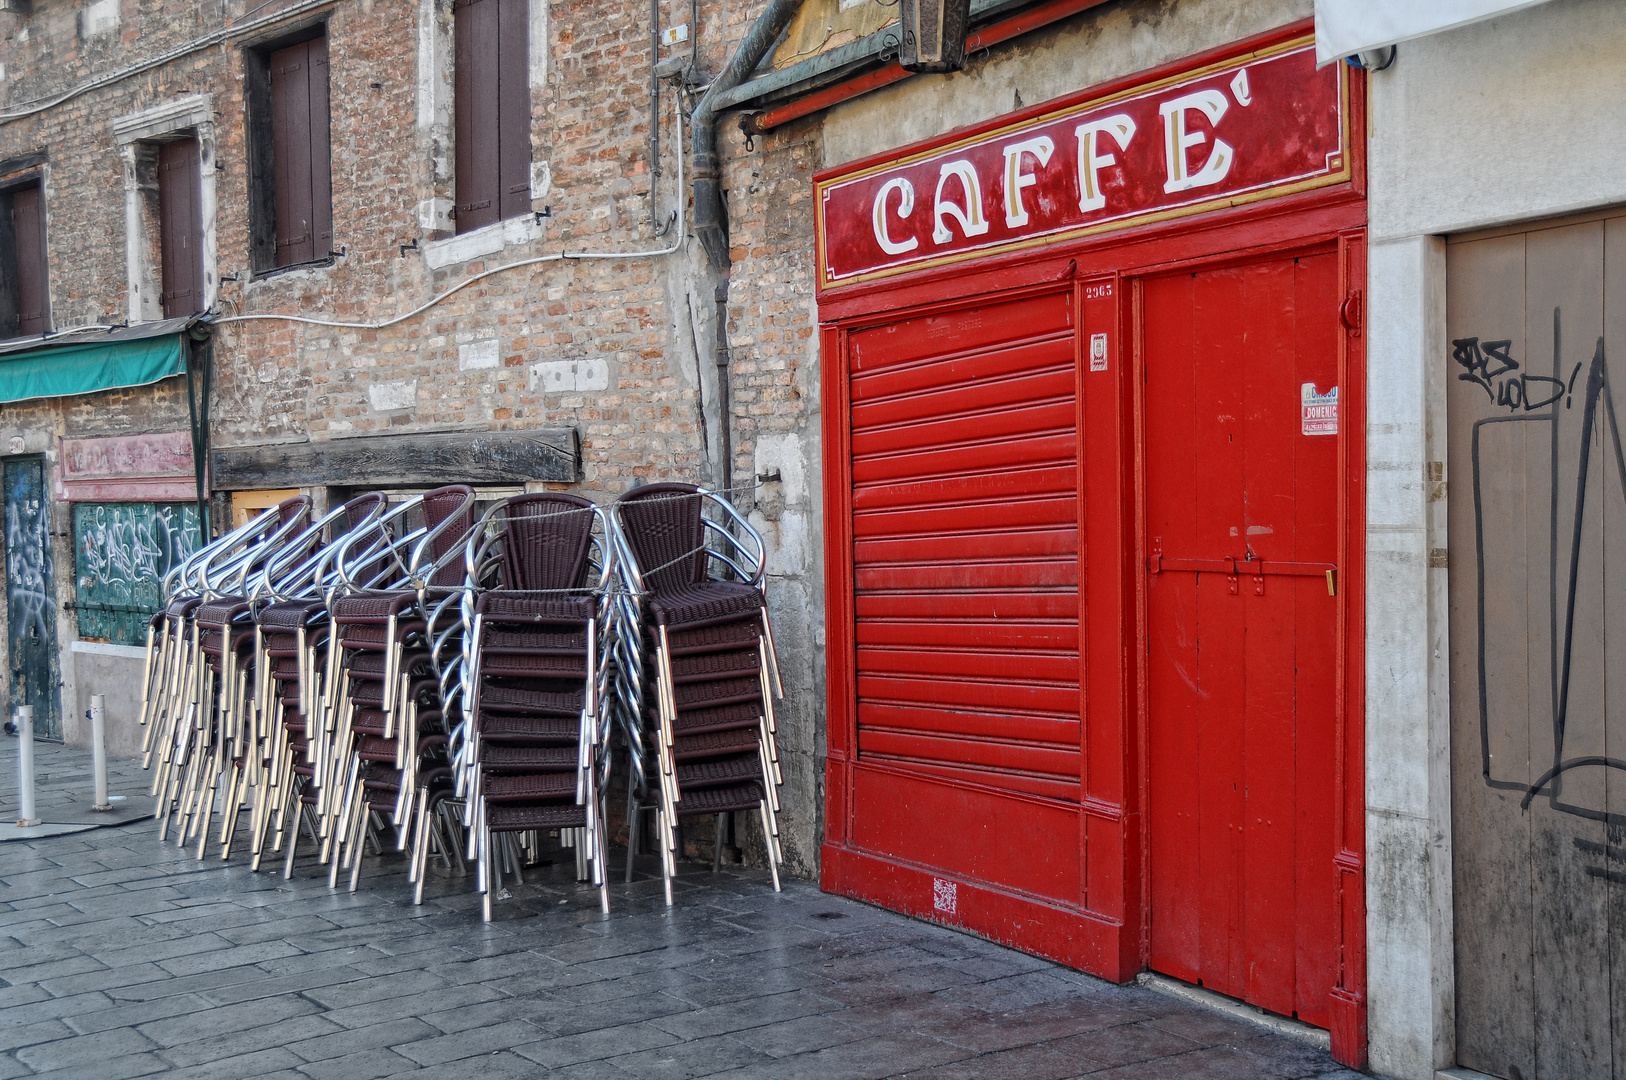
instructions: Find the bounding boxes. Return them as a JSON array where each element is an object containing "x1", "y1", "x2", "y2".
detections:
[
  {"x1": 113, "y1": 94, "x2": 217, "y2": 323},
  {"x1": 72, "y1": 502, "x2": 201, "y2": 645},
  {"x1": 157, "y1": 138, "x2": 204, "y2": 317},
  {"x1": 246, "y1": 28, "x2": 332, "y2": 271},
  {"x1": 453, "y1": 0, "x2": 531, "y2": 234},
  {"x1": 0, "y1": 180, "x2": 49, "y2": 338}
]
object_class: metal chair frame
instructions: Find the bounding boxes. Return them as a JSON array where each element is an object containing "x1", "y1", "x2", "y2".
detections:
[
  {"x1": 457, "y1": 494, "x2": 616, "y2": 918},
  {"x1": 608, "y1": 485, "x2": 785, "y2": 906}
]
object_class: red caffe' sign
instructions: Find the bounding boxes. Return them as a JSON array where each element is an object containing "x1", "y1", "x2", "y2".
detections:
[{"x1": 814, "y1": 37, "x2": 1348, "y2": 290}]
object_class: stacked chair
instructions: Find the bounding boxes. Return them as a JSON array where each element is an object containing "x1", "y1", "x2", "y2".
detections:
[
  {"x1": 311, "y1": 485, "x2": 477, "y2": 891},
  {"x1": 609, "y1": 484, "x2": 785, "y2": 905},
  {"x1": 135, "y1": 478, "x2": 787, "y2": 918},
  {"x1": 143, "y1": 497, "x2": 314, "y2": 856},
  {"x1": 457, "y1": 493, "x2": 614, "y2": 919},
  {"x1": 245, "y1": 492, "x2": 386, "y2": 874}
]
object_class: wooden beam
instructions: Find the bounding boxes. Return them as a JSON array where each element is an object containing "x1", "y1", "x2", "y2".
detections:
[{"x1": 210, "y1": 429, "x2": 579, "y2": 489}]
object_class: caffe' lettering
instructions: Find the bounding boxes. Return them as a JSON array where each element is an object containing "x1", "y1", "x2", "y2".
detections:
[{"x1": 814, "y1": 38, "x2": 1348, "y2": 291}]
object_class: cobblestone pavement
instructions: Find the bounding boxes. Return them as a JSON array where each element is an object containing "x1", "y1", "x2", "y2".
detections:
[{"x1": 1, "y1": 743, "x2": 1364, "y2": 1079}]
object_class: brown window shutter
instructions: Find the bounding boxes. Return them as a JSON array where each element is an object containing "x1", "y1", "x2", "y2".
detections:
[
  {"x1": 158, "y1": 138, "x2": 205, "y2": 318},
  {"x1": 308, "y1": 35, "x2": 334, "y2": 254},
  {"x1": 454, "y1": 0, "x2": 501, "y2": 234},
  {"x1": 496, "y1": 0, "x2": 532, "y2": 222},
  {"x1": 271, "y1": 39, "x2": 316, "y2": 266},
  {"x1": 11, "y1": 184, "x2": 49, "y2": 336}
]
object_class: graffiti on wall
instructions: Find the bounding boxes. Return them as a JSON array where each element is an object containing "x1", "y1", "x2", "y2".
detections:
[
  {"x1": 1463, "y1": 308, "x2": 1626, "y2": 825},
  {"x1": 6, "y1": 472, "x2": 52, "y2": 649},
  {"x1": 73, "y1": 502, "x2": 200, "y2": 645}
]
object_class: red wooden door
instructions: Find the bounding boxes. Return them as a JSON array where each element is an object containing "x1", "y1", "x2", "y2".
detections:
[
  {"x1": 844, "y1": 289, "x2": 1083, "y2": 903},
  {"x1": 1143, "y1": 251, "x2": 1342, "y2": 1026}
]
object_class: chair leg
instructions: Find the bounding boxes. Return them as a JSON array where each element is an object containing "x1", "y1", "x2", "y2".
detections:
[
  {"x1": 349, "y1": 802, "x2": 368, "y2": 892},
  {"x1": 659, "y1": 809, "x2": 674, "y2": 907},
  {"x1": 596, "y1": 798, "x2": 611, "y2": 915},
  {"x1": 760, "y1": 802, "x2": 781, "y2": 893},
  {"x1": 624, "y1": 783, "x2": 639, "y2": 883},
  {"x1": 510, "y1": 835, "x2": 526, "y2": 886},
  {"x1": 441, "y1": 803, "x2": 466, "y2": 873},
  {"x1": 283, "y1": 806, "x2": 303, "y2": 879},
  {"x1": 481, "y1": 827, "x2": 495, "y2": 923}
]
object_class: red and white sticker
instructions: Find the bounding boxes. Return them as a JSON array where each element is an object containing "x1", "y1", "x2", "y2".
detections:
[
  {"x1": 1089, "y1": 333, "x2": 1109, "y2": 372},
  {"x1": 1302, "y1": 382, "x2": 1338, "y2": 436}
]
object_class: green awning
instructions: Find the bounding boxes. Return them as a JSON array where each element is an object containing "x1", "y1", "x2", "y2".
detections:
[{"x1": 0, "y1": 322, "x2": 191, "y2": 404}]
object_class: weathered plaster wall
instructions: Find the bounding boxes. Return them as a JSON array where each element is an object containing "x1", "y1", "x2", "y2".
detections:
[
  {"x1": 818, "y1": 0, "x2": 1312, "y2": 169},
  {"x1": 1363, "y1": 2, "x2": 1626, "y2": 1077}
]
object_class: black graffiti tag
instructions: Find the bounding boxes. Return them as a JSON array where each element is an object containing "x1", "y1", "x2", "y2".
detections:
[{"x1": 1453, "y1": 336, "x2": 1581, "y2": 412}]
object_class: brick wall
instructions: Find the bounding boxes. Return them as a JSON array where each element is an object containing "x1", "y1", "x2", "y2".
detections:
[{"x1": 0, "y1": 0, "x2": 830, "y2": 873}]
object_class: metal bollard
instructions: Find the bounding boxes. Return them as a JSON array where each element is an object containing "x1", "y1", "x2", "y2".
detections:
[
  {"x1": 16, "y1": 705, "x2": 39, "y2": 827},
  {"x1": 90, "y1": 695, "x2": 111, "y2": 812}
]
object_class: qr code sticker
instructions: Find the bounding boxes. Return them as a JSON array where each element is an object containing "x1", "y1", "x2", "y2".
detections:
[{"x1": 932, "y1": 877, "x2": 958, "y2": 915}]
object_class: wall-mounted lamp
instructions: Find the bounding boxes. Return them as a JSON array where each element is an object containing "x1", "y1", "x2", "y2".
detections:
[
  {"x1": 1344, "y1": 44, "x2": 1396, "y2": 71},
  {"x1": 898, "y1": 0, "x2": 972, "y2": 73}
]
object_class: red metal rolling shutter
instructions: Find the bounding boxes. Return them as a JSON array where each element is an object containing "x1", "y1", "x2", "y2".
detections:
[
  {"x1": 158, "y1": 138, "x2": 204, "y2": 318},
  {"x1": 844, "y1": 291, "x2": 1083, "y2": 903},
  {"x1": 270, "y1": 36, "x2": 332, "y2": 267},
  {"x1": 12, "y1": 185, "x2": 49, "y2": 336}
]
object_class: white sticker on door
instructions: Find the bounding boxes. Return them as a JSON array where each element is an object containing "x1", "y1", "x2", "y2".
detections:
[
  {"x1": 1302, "y1": 383, "x2": 1338, "y2": 436},
  {"x1": 1089, "y1": 332, "x2": 1109, "y2": 372}
]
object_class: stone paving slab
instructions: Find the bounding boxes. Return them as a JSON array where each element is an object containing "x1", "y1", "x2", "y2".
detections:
[
  {"x1": 1, "y1": 738, "x2": 150, "y2": 840},
  {"x1": 0, "y1": 744, "x2": 1366, "y2": 1078}
]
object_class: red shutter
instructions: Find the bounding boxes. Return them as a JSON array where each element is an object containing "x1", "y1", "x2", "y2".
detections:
[
  {"x1": 271, "y1": 39, "x2": 315, "y2": 266},
  {"x1": 158, "y1": 138, "x2": 204, "y2": 318},
  {"x1": 11, "y1": 185, "x2": 48, "y2": 336},
  {"x1": 496, "y1": 0, "x2": 532, "y2": 221},
  {"x1": 454, "y1": 0, "x2": 501, "y2": 233},
  {"x1": 308, "y1": 35, "x2": 333, "y2": 255}
]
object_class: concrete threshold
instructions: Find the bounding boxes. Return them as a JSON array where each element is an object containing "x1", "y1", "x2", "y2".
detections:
[
  {"x1": 1135, "y1": 971, "x2": 1333, "y2": 1051},
  {"x1": 1437, "y1": 1069, "x2": 1504, "y2": 1080}
]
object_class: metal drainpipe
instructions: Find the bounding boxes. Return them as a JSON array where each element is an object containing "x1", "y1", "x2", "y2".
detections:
[
  {"x1": 713, "y1": 280, "x2": 733, "y2": 499},
  {"x1": 649, "y1": 0, "x2": 661, "y2": 218},
  {"x1": 184, "y1": 326, "x2": 213, "y2": 545},
  {"x1": 690, "y1": 0, "x2": 803, "y2": 270}
]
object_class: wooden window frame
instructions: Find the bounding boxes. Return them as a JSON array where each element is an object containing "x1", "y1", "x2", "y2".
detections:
[
  {"x1": 112, "y1": 94, "x2": 218, "y2": 324},
  {"x1": 244, "y1": 23, "x2": 334, "y2": 276}
]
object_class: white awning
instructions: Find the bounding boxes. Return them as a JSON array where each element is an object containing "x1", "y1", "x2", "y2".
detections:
[{"x1": 1314, "y1": 0, "x2": 1555, "y2": 64}]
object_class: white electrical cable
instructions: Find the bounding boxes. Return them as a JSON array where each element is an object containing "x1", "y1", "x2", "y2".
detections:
[
  {"x1": 0, "y1": 324, "x2": 118, "y2": 347},
  {"x1": 208, "y1": 95, "x2": 688, "y2": 332},
  {"x1": 0, "y1": 0, "x2": 337, "y2": 125}
]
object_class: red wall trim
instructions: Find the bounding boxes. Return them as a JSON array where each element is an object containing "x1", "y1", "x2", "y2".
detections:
[{"x1": 757, "y1": 0, "x2": 1117, "y2": 131}]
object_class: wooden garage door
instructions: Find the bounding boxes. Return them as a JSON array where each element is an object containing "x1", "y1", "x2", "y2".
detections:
[
  {"x1": 844, "y1": 289, "x2": 1082, "y2": 904},
  {"x1": 1447, "y1": 215, "x2": 1626, "y2": 1080}
]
